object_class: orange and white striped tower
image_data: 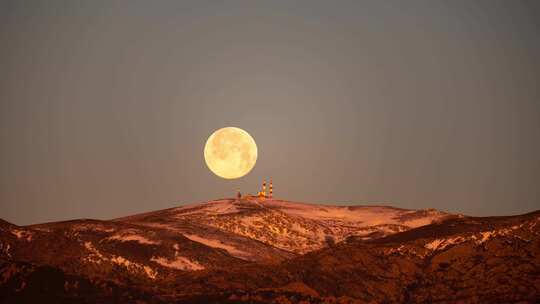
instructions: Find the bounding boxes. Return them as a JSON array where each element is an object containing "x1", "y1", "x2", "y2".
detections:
[
  {"x1": 269, "y1": 179, "x2": 273, "y2": 198},
  {"x1": 262, "y1": 180, "x2": 266, "y2": 197}
]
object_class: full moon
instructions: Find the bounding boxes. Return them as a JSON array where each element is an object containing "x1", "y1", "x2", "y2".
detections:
[{"x1": 204, "y1": 127, "x2": 257, "y2": 179}]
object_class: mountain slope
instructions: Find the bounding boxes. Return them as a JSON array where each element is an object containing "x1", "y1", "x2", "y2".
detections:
[{"x1": 117, "y1": 198, "x2": 452, "y2": 254}]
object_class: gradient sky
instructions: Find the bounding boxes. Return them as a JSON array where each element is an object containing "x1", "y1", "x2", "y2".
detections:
[{"x1": 1, "y1": 1, "x2": 539, "y2": 225}]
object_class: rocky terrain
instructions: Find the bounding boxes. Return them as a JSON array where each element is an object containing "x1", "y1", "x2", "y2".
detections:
[{"x1": 1, "y1": 198, "x2": 539, "y2": 303}]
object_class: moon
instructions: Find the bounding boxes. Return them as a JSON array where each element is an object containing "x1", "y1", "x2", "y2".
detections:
[{"x1": 204, "y1": 127, "x2": 257, "y2": 179}]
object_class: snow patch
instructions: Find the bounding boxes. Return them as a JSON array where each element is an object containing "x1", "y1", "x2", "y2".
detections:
[
  {"x1": 84, "y1": 242, "x2": 157, "y2": 279},
  {"x1": 402, "y1": 216, "x2": 440, "y2": 227},
  {"x1": 31, "y1": 227, "x2": 51, "y2": 233},
  {"x1": 106, "y1": 234, "x2": 159, "y2": 245},
  {"x1": 111, "y1": 256, "x2": 158, "y2": 279},
  {"x1": 84, "y1": 242, "x2": 106, "y2": 264},
  {"x1": 10, "y1": 229, "x2": 32, "y2": 241},
  {"x1": 424, "y1": 222, "x2": 533, "y2": 252},
  {"x1": 478, "y1": 231, "x2": 494, "y2": 243},
  {"x1": 425, "y1": 236, "x2": 465, "y2": 251},
  {"x1": 183, "y1": 234, "x2": 247, "y2": 258},
  {"x1": 151, "y1": 256, "x2": 204, "y2": 271},
  {"x1": 263, "y1": 201, "x2": 446, "y2": 229},
  {"x1": 425, "y1": 239, "x2": 445, "y2": 250}
]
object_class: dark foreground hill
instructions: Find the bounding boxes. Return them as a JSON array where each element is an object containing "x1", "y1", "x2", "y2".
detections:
[{"x1": 1, "y1": 198, "x2": 539, "y2": 303}]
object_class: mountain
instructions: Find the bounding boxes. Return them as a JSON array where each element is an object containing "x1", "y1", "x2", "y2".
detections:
[
  {"x1": 115, "y1": 198, "x2": 451, "y2": 255},
  {"x1": 1, "y1": 198, "x2": 539, "y2": 303}
]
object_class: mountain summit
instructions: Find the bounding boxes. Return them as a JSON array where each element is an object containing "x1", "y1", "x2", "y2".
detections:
[{"x1": 116, "y1": 198, "x2": 452, "y2": 256}]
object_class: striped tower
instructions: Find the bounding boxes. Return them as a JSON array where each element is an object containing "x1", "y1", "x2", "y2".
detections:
[
  {"x1": 269, "y1": 179, "x2": 273, "y2": 198},
  {"x1": 262, "y1": 180, "x2": 266, "y2": 196}
]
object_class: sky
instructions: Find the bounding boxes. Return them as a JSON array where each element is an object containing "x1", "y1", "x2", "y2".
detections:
[{"x1": 1, "y1": 1, "x2": 539, "y2": 225}]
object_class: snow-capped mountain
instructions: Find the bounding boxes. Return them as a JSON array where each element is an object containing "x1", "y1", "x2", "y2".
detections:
[
  {"x1": 117, "y1": 198, "x2": 452, "y2": 255},
  {"x1": 0, "y1": 199, "x2": 450, "y2": 289},
  {"x1": 1, "y1": 199, "x2": 538, "y2": 303}
]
